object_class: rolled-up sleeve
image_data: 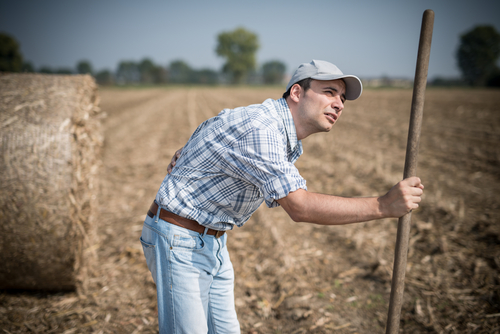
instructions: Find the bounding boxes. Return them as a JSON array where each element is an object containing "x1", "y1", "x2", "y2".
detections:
[{"x1": 221, "y1": 128, "x2": 307, "y2": 208}]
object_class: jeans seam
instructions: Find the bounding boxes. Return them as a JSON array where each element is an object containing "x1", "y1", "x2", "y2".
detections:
[
  {"x1": 170, "y1": 280, "x2": 176, "y2": 334},
  {"x1": 208, "y1": 292, "x2": 217, "y2": 334},
  {"x1": 167, "y1": 244, "x2": 176, "y2": 334},
  {"x1": 144, "y1": 223, "x2": 167, "y2": 239}
]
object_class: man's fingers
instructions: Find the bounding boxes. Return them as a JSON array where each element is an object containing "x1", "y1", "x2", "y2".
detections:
[
  {"x1": 410, "y1": 187, "x2": 424, "y2": 196},
  {"x1": 167, "y1": 147, "x2": 184, "y2": 175},
  {"x1": 400, "y1": 178, "x2": 424, "y2": 200},
  {"x1": 403, "y1": 176, "x2": 423, "y2": 188},
  {"x1": 167, "y1": 160, "x2": 176, "y2": 174}
]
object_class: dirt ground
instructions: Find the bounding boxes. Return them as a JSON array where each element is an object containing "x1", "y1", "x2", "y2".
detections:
[{"x1": 1, "y1": 86, "x2": 499, "y2": 333}]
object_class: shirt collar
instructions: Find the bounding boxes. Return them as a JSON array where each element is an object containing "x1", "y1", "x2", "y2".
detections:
[{"x1": 275, "y1": 98, "x2": 302, "y2": 154}]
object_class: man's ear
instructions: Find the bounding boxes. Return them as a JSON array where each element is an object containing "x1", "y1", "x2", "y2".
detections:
[{"x1": 289, "y1": 84, "x2": 302, "y2": 103}]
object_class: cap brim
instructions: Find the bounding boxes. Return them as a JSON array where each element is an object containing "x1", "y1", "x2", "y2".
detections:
[{"x1": 311, "y1": 74, "x2": 363, "y2": 100}]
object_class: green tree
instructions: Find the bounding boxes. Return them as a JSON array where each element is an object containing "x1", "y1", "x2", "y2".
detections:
[
  {"x1": 139, "y1": 58, "x2": 155, "y2": 83},
  {"x1": 150, "y1": 65, "x2": 168, "y2": 84},
  {"x1": 192, "y1": 68, "x2": 219, "y2": 85},
  {"x1": 39, "y1": 66, "x2": 54, "y2": 74},
  {"x1": 38, "y1": 66, "x2": 73, "y2": 74},
  {"x1": 95, "y1": 69, "x2": 114, "y2": 85},
  {"x1": 456, "y1": 25, "x2": 500, "y2": 86},
  {"x1": 137, "y1": 58, "x2": 167, "y2": 84},
  {"x1": 0, "y1": 32, "x2": 23, "y2": 72},
  {"x1": 116, "y1": 61, "x2": 140, "y2": 85},
  {"x1": 216, "y1": 27, "x2": 259, "y2": 84},
  {"x1": 262, "y1": 60, "x2": 286, "y2": 85},
  {"x1": 168, "y1": 60, "x2": 192, "y2": 84},
  {"x1": 55, "y1": 68, "x2": 73, "y2": 74},
  {"x1": 76, "y1": 60, "x2": 93, "y2": 75},
  {"x1": 487, "y1": 67, "x2": 500, "y2": 87}
]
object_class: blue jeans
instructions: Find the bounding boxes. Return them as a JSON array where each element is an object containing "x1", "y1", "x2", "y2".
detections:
[{"x1": 140, "y1": 212, "x2": 240, "y2": 334}]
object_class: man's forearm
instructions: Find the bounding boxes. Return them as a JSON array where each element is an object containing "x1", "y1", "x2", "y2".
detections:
[
  {"x1": 278, "y1": 189, "x2": 384, "y2": 225},
  {"x1": 277, "y1": 177, "x2": 424, "y2": 225}
]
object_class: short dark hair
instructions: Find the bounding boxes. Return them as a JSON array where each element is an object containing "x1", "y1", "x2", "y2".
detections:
[{"x1": 282, "y1": 77, "x2": 313, "y2": 99}]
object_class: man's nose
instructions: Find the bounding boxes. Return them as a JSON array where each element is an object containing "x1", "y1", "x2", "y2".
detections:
[{"x1": 332, "y1": 97, "x2": 344, "y2": 112}]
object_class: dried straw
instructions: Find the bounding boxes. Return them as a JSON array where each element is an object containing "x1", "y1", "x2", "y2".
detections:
[{"x1": 0, "y1": 73, "x2": 103, "y2": 291}]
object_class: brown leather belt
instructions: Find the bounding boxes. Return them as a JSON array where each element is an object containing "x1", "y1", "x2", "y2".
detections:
[{"x1": 147, "y1": 201, "x2": 226, "y2": 238}]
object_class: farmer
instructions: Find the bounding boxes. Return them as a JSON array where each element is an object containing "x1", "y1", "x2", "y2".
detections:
[{"x1": 140, "y1": 60, "x2": 424, "y2": 333}]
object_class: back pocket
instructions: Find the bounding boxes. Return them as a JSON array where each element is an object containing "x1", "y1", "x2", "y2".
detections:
[{"x1": 140, "y1": 236, "x2": 157, "y2": 284}]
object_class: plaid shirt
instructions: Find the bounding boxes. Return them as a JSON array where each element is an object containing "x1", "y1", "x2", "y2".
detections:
[{"x1": 156, "y1": 98, "x2": 307, "y2": 231}]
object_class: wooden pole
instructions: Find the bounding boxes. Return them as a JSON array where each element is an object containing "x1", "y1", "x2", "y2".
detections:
[{"x1": 385, "y1": 9, "x2": 434, "y2": 334}]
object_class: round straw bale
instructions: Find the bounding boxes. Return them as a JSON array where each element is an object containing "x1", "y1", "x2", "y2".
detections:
[{"x1": 0, "y1": 73, "x2": 103, "y2": 291}]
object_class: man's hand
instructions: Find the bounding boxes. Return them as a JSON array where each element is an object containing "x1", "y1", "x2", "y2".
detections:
[
  {"x1": 167, "y1": 147, "x2": 183, "y2": 174},
  {"x1": 379, "y1": 177, "x2": 424, "y2": 218}
]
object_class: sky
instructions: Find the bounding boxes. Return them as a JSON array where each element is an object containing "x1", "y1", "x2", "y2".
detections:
[{"x1": 1, "y1": 0, "x2": 499, "y2": 80}]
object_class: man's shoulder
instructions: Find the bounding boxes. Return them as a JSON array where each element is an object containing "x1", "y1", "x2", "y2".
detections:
[
  {"x1": 246, "y1": 98, "x2": 285, "y2": 130},
  {"x1": 215, "y1": 98, "x2": 282, "y2": 131},
  {"x1": 220, "y1": 98, "x2": 278, "y2": 115}
]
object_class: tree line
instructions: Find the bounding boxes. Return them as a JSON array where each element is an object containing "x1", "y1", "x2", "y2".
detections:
[
  {"x1": 0, "y1": 27, "x2": 287, "y2": 86},
  {"x1": 1, "y1": 25, "x2": 500, "y2": 87}
]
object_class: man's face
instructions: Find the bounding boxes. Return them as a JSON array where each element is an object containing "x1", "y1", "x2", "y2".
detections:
[{"x1": 295, "y1": 79, "x2": 346, "y2": 137}]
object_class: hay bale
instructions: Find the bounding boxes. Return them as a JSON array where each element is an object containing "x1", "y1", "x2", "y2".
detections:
[{"x1": 0, "y1": 73, "x2": 103, "y2": 291}]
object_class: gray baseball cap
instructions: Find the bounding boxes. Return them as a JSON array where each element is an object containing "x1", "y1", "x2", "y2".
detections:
[{"x1": 286, "y1": 60, "x2": 363, "y2": 100}]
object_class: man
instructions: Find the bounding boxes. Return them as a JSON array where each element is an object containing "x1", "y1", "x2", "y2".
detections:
[{"x1": 140, "y1": 60, "x2": 424, "y2": 333}]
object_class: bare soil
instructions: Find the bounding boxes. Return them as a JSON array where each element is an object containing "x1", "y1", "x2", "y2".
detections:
[{"x1": 1, "y1": 86, "x2": 499, "y2": 333}]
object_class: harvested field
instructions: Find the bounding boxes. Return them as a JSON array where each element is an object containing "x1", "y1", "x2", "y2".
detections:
[{"x1": 1, "y1": 86, "x2": 499, "y2": 333}]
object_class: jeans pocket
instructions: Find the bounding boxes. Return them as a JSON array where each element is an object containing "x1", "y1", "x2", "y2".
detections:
[{"x1": 140, "y1": 236, "x2": 157, "y2": 284}]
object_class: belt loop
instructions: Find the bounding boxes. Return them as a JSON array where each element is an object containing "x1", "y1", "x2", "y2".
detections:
[
  {"x1": 155, "y1": 201, "x2": 161, "y2": 224},
  {"x1": 202, "y1": 227, "x2": 209, "y2": 238}
]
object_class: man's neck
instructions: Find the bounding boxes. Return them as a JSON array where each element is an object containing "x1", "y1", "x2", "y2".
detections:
[{"x1": 285, "y1": 96, "x2": 307, "y2": 141}]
